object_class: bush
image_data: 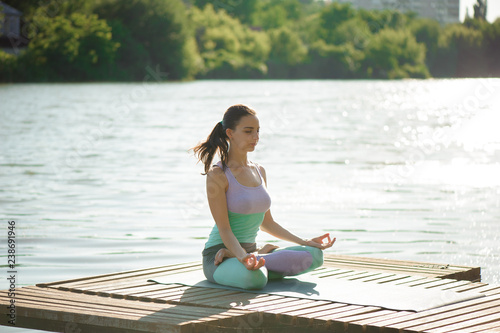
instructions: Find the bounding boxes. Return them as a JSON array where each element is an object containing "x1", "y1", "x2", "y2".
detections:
[
  {"x1": 190, "y1": 4, "x2": 270, "y2": 78},
  {"x1": 18, "y1": 12, "x2": 118, "y2": 81},
  {"x1": 95, "y1": 0, "x2": 199, "y2": 80},
  {"x1": 363, "y1": 28, "x2": 429, "y2": 79}
]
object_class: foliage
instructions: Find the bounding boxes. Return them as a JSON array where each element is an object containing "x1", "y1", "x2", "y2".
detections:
[
  {"x1": 436, "y1": 23, "x2": 485, "y2": 77},
  {"x1": 95, "y1": 0, "x2": 198, "y2": 80},
  {"x1": 0, "y1": 50, "x2": 17, "y2": 81},
  {"x1": 190, "y1": 4, "x2": 269, "y2": 78},
  {"x1": 305, "y1": 39, "x2": 364, "y2": 78},
  {"x1": 1, "y1": 0, "x2": 499, "y2": 81},
  {"x1": 268, "y1": 27, "x2": 307, "y2": 65},
  {"x1": 318, "y1": 2, "x2": 356, "y2": 44},
  {"x1": 409, "y1": 18, "x2": 441, "y2": 70},
  {"x1": 363, "y1": 28, "x2": 429, "y2": 79},
  {"x1": 252, "y1": 0, "x2": 304, "y2": 30},
  {"x1": 191, "y1": 0, "x2": 259, "y2": 25},
  {"x1": 17, "y1": 12, "x2": 118, "y2": 81}
]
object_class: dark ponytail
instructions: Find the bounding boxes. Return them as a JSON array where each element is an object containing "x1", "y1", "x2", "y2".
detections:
[
  {"x1": 192, "y1": 104, "x2": 256, "y2": 175},
  {"x1": 192, "y1": 121, "x2": 228, "y2": 175}
]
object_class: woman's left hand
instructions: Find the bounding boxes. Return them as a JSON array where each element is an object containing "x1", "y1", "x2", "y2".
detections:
[{"x1": 303, "y1": 233, "x2": 336, "y2": 250}]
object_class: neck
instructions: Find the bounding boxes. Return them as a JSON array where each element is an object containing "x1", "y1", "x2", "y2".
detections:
[{"x1": 227, "y1": 149, "x2": 248, "y2": 167}]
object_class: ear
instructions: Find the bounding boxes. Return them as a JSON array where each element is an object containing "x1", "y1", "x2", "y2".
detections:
[{"x1": 225, "y1": 128, "x2": 232, "y2": 139}]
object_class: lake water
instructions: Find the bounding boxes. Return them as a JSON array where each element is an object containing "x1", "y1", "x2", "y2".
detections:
[{"x1": 1, "y1": 79, "x2": 499, "y2": 331}]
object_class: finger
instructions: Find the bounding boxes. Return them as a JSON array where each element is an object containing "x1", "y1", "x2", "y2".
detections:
[
  {"x1": 324, "y1": 237, "x2": 336, "y2": 248},
  {"x1": 255, "y1": 257, "x2": 265, "y2": 270},
  {"x1": 244, "y1": 254, "x2": 258, "y2": 269},
  {"x1": 325, "y1": 233, "x2": 332, "y2": 244},
  {"x1": 320, "y1": 233, "x2": 331, "y2": 244},
  {"x1": 249, "y1": 257, "x2": 265, "y2": 270},
  {"x1": 214, "y1": 252, "x2": 222, "y2": 265}
]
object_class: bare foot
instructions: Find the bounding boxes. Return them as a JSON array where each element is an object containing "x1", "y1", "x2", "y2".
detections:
[
  {"x1": 214, "y1": 248, "x2": 234, "y2": 265},
  {"x1": 257, "y1": 243, "x2": 279, "y2": 254}
]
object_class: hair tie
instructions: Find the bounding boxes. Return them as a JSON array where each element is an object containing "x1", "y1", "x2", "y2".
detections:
[{"x1": 220, "y1": 120, "x2": 224, "y2": 126}]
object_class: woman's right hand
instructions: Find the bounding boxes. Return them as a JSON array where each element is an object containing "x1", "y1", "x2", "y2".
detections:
[{"x1": 239, "y1": 253, "x2": 265, "y2": 271}]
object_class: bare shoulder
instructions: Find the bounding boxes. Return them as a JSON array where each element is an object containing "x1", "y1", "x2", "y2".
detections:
[
  {"x1": 253, "y1": 162, "x2": 267, "y2": 181},
  {"x1": 206, "y1": 165, "x2": 228, "y2": 187}
]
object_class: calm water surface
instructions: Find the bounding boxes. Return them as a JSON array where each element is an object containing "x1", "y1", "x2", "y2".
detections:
[{"x1": 1, "y1": 79, "x2": 499, "y2": 331}]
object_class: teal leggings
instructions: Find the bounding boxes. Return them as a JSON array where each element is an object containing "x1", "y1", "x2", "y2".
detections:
[{"x1": 203, "y1": 245, "x2": 324, "y2": 290}]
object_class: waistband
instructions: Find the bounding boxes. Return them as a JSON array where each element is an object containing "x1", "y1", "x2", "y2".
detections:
[{"x1": 202, "y1": 242, "x2": 257, "y2": 257}]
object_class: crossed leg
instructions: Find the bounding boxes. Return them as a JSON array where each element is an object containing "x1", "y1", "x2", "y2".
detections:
[{"x1": 211, "y1": 244, "x2": 324, "y2": 289}]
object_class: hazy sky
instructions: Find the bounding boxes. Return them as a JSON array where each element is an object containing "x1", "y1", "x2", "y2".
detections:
[{"x1": 461, "y1": 0, "x2": 500, "y2": 22}]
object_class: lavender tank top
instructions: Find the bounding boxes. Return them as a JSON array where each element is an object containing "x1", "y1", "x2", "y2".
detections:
[
  {"x1": 220, "y1": 161, "x2": 272, "y2": 215},
  {"x1": 204, "y1": 161, "x2": 272, "y2": 249}
]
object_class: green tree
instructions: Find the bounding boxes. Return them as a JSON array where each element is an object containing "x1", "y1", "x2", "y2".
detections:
[
  {"x1": 18, "y1": 12, "x2": 118, "y2": 81},
  {"x1": 435, "y1": 24, "x2": 484, "y2": 77},
  {"x1": 252, "y1": 0, "x2": 304, "y2": 29},
  {"x1": 409, "y1": 18, "x2": 441, "y2": 72},
  {"x1": 484, "y1": 18, "x2": 500, "y2": 76},
  {"x1": 268, "y1": 27, "x2": 307, "y2": 65},
  {"x1": 303, "y1": 39, "x2": 363, "y2": 78},
  {"x1": 192, "y1": 0, "x2": 259, "y2": 25},
  {"x1": 190, "y1": 4, "x2": 270, "y2": 78},
  {"x1": 363, "y1": 28, "x2": 429, "y2": 79},
  {"x1": 266, "y1": 26, "x2": 307, "y2": 78},
  {"x1": 95, "y1": 0, "x2": 199, "y2": 80},
  {"x1": 0, "y1": 50, "x2": 17, "y2": 82},
  {"x1": 318, "y1": 2, "x2": 356, "y2": 44},
  {"x1": 104, "y1": 19, "x2": 151, "y2": 80},
  {"x1": 330, "y1": 17, "x2": 373, "y2": 49}
]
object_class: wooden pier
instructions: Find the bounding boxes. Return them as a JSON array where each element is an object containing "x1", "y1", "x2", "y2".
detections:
[{"x1": 1, "y1": 254, "x2": 499, "y2": 332}]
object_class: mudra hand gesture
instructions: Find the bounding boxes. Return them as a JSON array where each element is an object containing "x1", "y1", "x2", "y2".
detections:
[{"x1": 303, "y1": 233, "x2": 336, "y2": 250}]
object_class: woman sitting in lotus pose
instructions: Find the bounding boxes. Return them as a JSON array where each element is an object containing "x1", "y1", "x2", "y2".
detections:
[{"x1": 192, "y1": 104, "x2": 335, "y2": 290}]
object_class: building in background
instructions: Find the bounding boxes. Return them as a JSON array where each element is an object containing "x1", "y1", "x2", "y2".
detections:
[
  {"x1": 0, "y1": 1, "x2": 22, "y2": 38},
  {"x1": 334, "y1": 0, "x2": 460, "y2": 25},
  {"x1": 0, "y1": 1, "x2": 25, "y2": 54}
]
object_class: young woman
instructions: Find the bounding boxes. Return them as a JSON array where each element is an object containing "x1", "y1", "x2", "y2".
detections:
[{"x1": 192, "y1": 104, "x2": 335, "y2": 290}]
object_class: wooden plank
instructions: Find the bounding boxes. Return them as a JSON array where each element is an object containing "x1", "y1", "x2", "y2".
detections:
[
  {"x1": 55, "y1": 266, "x2": 203, "y2": 291},
  {"x1": 280, "y1": 302, "x2": 349, "y2": 317},
  {"x1": 314, "y1": 269, "x2": 358, "y2": 279},
  {"x1": 37, "y1": 262, "x2": 200, "y2": 288},
  {"x1": 323, "y1": 254, "x2": 480, "y2": 281},
  {"x1": 3, "y1": 288, "x2": 244, "y2": 321},
  {"x1": 380, "y1": 295, "x2": 500, "y2": 332},
  {"x1": 1, "y1": 286, "x2": 294, "y2": 333},
  {"x1": 315, "y1": 305, "x2": 382, "y2": 321},
  {"x1": 467, "y1": 319, "x2": 500, "y2": 332},
  {"x1": 274, "y1": 300, "x2": 332, "y2": 315},
  {"x1": 421, "y1": 310, "x2": 500, "y2": 333},
  {"x1": 1, "y1": 257, "x2": 488, "y2": 333},
  {"x1": 0, "y1": 288, "x2": 256, "y2": 333},
  {"x1": 100, "y1": 283, "x2": 181, "y2": 295},
  {"x1": 242, "y1": 298, "x2": 313, "y2": 313},
  {"x1": 341, "y1": 271, "x2": 384, "y2": 281},
  {"x1": 361, "y1": 294, "x2": 500, "y2": 330},
  {"x1": 350, "y1": 272, "x2": 396, "y2": 283},
  {"x1": 305, "y1": 304, "x2": 366, "y2": 319}
]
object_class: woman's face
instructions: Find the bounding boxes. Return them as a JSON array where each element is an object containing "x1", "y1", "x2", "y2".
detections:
[{"x1": 227, "y1": 115, "x2": 260, "y2": 152}]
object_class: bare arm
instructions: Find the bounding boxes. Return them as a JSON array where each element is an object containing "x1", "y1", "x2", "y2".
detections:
[
  {"x1": 260, "y1": 210, "x2": 308, "y2": 245},
  {"x1": 206, "y1": 166, "x2": 264, "y2": 269}
]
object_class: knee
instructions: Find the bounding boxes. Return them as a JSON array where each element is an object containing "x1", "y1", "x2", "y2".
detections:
[
  {"x1": 306, "y1": 247, "x2": 324, "y2": 270},
  {"x1": 213, "y1": 259, "x2": 268, "y2": 290},
  {"x1": 309, "y1": 247, "x2": 323, "y2": 268},
  {"x1": 241, "y1": 269, "x2": 268, "y2": 290}
]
